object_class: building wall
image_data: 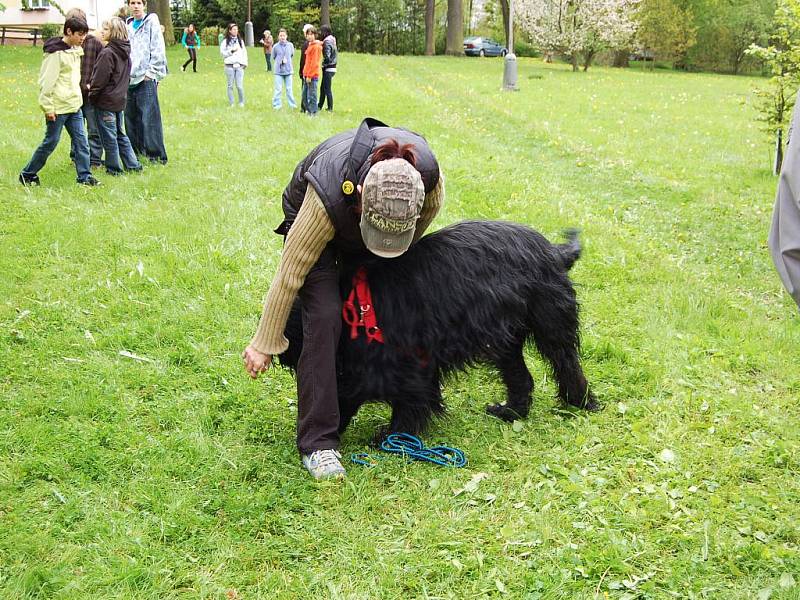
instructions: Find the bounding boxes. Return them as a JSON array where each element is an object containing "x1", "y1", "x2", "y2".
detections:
[{"x1": 0, "y1": 0, "x2": 123, "y2": 30}]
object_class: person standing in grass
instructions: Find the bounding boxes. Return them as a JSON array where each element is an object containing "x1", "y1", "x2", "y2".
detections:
[
  {"x1": 181, "y1": 24, "x2": 200, "y2": 73},
  {"x1": 302, "y1": 26, "x2": 322, "y2": 117},
  {"x1": 770, "y1": 88, "x2": 800, "y2": 312},
  {"x1": 260, "y1": 29, "x2": 273, "y2": 72},
  {"x1": 19, "y1": 16, "x2": 100, "y2": 187},
  {"x1": 242, "y1": 118, "x2": 444, "y2": 479},
  {"x1": 221, "y1": 23, "x2": 248, "y2": 107},
  {"x1": 90, "y1": 17, "x2": 142, "y2": 176},
  {"x1": 318, "y1": 25, "x2": 337, "y2": 112},
  {"x1": 65, "y1": 7, "x2": 104, "y2": 168},
  {"x1": 125, "y1": 0, "x2": 168, "y2": 164},
  {"x1": 298, "y1": 23, "x2": 312, "y2": 113},
  {"x1": 271, "y1": 28, "x2": 296, "y2": 110}
]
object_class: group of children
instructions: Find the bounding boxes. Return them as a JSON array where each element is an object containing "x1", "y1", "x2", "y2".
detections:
[
  {"x1": 213, "y1": 22, "x2": 337, "y2": 114},
  {"x1": 299, "y1": 24, "x2": 338, "y2": 115},
  {"x1": 18, "y1": 14, "x2": 338, "y2": 187},
  {"x1": 19, "y1": 10, "x2": 143, "y2": 187}
]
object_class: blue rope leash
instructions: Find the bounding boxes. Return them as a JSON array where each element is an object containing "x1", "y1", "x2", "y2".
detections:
[{"x1": 351, "y1": 433, "x2": 467, "y2": 468}]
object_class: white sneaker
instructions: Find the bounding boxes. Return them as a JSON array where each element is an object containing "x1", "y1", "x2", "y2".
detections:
[{"x1": 302, "y1": 449, "x2": 346, "y2": 480}]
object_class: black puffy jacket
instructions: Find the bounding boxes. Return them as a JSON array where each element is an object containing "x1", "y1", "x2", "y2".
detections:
[{"x1": 278, "y1": 117, "x2": 440, "y2": 253}]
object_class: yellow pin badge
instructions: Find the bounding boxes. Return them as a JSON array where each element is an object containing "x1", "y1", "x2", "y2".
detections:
[{"x1": 342, "y1": 180, "x2": 355, "y2": 195}]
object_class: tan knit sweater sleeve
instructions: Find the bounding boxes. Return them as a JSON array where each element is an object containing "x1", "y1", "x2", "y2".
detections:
[
  {"x1": 249, "y1": 187, "x2": 335, "y2": 355},
  {"x1": 413, "y1": 173, "x2": 445, "y2": 242}
]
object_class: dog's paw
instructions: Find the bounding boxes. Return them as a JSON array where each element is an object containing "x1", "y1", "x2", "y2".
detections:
[
  {"x1": 371, "y1": 425, "x2": 391, "y2": 448},
  {"x1": 486, "y1": 403, "x2": 527, "y2": 422},
  {"x1": 568, "y1": 393, "x2": 601, "y2": 412}
]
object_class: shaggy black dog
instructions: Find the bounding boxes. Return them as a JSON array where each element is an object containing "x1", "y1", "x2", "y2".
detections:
[{"x1": 279, "y1": 220, "x2": 598, "y2": 440}]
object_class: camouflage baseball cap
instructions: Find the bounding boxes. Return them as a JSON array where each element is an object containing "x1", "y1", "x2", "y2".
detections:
[{"x1": 360, "y1": 158, "x2": 425, "y2": 258}]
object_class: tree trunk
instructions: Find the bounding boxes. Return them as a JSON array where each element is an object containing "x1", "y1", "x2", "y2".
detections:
[
  {"x1": 425, "y1": 0, "x2": 435, "y2": 55},
  {"x1": 320, "y1": 0, "x2": 330, "y2": 28},
  {"x1": 153, "y1": 0, "x2": 174, "y2": 45},
  {"x1": 445, "y1": 0, "x2": 463, "y2": 55},
  {"x1": 570, "y1": 53, "x2": 578, "y2": 71},
  {"x1": 612, "y1": 50, "x2": 629, "y2": 68},
  {"x1": 500, "y1": 0, "x2": 510, "y2": 50},
  {"x1": 582, "y1": 49, "x2": 595, "y2": 71}
]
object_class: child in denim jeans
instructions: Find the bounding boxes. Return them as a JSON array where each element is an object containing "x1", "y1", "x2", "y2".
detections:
[
  {"x1": 302, "y1": 26, "x2": 322, "y2": 116},
  {"x1": 90, "y1": 17, "x2": 142, "y2": 175},
  {"x1": 19, "y1": 16, "x2": 99, "y2": 187},
  {"x1": 221, "y1": 23, "x2": 248, "y2": 107}
]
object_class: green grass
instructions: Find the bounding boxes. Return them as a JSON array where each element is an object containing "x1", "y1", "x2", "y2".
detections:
[{"x1": 1, "y1": 45, "x2": 799, "y2": 599}]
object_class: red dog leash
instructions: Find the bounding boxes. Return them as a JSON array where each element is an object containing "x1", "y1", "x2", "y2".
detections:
[{"x1": 342, "y1": 267, "x2": 384, "y2": 344}]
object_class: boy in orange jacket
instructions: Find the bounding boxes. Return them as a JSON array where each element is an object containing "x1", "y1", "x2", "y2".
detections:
[{"x1": 302, "y1": 26, "x2": 322, "y2": 116}]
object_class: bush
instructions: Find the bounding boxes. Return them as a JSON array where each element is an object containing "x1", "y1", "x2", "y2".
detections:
[
  {"x1": 39, "y1": 23, "x2": 61, "y2": 39},
  {"x1": 200, "y1": 26, "x2": 222, "y2": 47},
  {"x1": 513, "y1": 40, "x2": 539, "y2": 58}
]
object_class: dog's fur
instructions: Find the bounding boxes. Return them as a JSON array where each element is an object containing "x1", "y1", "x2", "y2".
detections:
[{"x1": 279, "y1": 220, "x2": 598, "y2": 440}]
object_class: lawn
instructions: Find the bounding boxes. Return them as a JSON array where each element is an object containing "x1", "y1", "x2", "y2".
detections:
[{"x1": 0, "y1": 45, "x2": 798, "y2": 599}]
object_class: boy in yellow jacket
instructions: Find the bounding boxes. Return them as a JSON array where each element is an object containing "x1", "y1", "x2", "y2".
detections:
[{"x1": 19, "y1": 16, "x2": 100, "y2": 187}]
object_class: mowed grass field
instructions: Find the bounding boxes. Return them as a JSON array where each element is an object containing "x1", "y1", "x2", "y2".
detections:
[{"x1": 1, "y1": 45, "x2": 799, "y2": 599}]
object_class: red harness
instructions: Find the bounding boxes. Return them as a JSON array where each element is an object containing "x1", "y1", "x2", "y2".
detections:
[{"x1": 342, "y1": 267, "x2": 385, "y2": 344}]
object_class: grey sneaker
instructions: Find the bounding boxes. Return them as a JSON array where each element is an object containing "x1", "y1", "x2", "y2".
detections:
[{"x1": 302, "y1": 449, "x2": 346, "y2": 480}]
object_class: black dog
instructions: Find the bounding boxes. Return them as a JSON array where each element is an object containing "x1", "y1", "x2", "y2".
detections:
[{"x1": 279, "y1": 220, "x2": 598, "y2": 440}]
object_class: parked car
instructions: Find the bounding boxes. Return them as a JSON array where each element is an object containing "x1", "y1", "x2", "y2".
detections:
[
  {"x1": 463, "y1": 36, "x2": 507, "y2": 57},
  {"x1": 629, "y1": 49, "x2": 655, "y2": 61}
]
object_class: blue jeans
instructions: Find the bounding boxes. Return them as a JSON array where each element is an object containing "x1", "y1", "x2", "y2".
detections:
[
  {"x1": 97, "y1": 109, "x2": 142, "y2": 174},
  {"x1": 22, "y1": 111, "x2": 91, "y2": 182},
  {"x1": 304, "y1": 77, "x2": 319, "y2": 115},
  {"x1": 272, "y1": 73, "x2": 296, "y2": 109},
  {"x1": 70, "y1": 102, "x2": 103, "y2": 165},
  {"x1": 124, "y1": 78, "x2": 167, "y2": 164},
  {"x1": 224, "y1": 65, "x2": 245, "y2": 106}
]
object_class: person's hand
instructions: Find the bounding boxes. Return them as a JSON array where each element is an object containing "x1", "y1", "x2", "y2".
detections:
[
  {"x1": 242, "y1": 345, "x2": 271, "y2": 379},
  {"x1": 45, "y1": 112, "x2": 56, "y2": 121}
]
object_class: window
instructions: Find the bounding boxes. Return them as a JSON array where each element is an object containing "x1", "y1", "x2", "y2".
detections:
[{"x1": 27, "y1": 0, "x2": 51, "y2": 9}]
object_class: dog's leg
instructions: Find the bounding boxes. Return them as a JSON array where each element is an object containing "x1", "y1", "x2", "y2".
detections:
[
  {"x1": 338, "y1": 397, "x2": 360, "y2": 434},
  {"x1": 486, "y1": 344, "x2": 533, "y2": 422},
  {"x1": 550, "y1": 350, "x2": 598, "y2": 411},
  {"x1": 532, "y1": 297, "x2": 599, "y2": 412},
  {"x1": 372, "y1": 376, "x2": 441, "y2": 445}
]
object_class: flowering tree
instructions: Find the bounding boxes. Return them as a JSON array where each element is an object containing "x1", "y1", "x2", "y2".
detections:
[
  {"x1": 516, "y1": 0, "x2": 639, "y2": 71},
  {"x1": 746, "y1": 0, "x2": 800, "y2": 171}
]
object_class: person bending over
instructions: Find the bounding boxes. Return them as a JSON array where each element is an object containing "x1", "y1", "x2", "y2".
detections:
[{"x1": 242, "y1": 118, "x2": 444, "y2": 480}]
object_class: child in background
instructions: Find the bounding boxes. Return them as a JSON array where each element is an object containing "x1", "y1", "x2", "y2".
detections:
[
  {"x1": 19, "y1": 16, "x2": 100, "y2": 187},
  {"x1": 181, "y1": 23, "x2": 201, "y2": 72},
  {"x1": 260, "y1": 29, "x2": 273, "y2": 71},
  {"x1": 65, "y1": 7, "x2": 103, "y2": 167},
  {"x1": 318, "y1": 24, "x2": 337, "y2": 112},
  {"x1": 302, "y1": 26, "x2": 322, "y2": 117},
  {"x1": 271, "y1": 28, "x2": 296, "y2": 110},
  {"x1": 90, "y1": 17, "x2": 142, "y2": 175},
  {"x1": 220, "y1": 22, "x2": 248, "y2": 107},
  {"x1": 298, "y1": 23, "x2": 311, "y2": 112}
]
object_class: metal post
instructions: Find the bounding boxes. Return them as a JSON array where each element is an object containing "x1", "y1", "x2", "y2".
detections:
[
  {"x1": 502, "y1": 0, "x2": 518, "y2": 90},
  {"x1": 245, "y1": 0, "x2": 254, "y2": 46}
]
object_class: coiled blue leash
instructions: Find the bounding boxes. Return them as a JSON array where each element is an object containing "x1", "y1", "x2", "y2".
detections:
[{"x1": 351, "y1": 433, "x2": 467, "y2": 468}]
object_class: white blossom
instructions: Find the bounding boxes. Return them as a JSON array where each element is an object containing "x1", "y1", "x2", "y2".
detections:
[{"x1": 516, "y1": 0, "x2": 639, "y2": 68}]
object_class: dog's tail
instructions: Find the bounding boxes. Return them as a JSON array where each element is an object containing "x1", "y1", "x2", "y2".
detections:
[{"x1": 556, "y1": 228, "x2": 582, "y2": 271}]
